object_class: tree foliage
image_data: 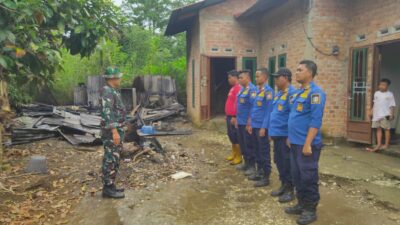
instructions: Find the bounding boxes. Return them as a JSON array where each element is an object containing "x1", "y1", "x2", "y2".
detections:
[
  {"x1": 2, "y1": 0, "x2": 194, "y2": 106},
  {"x1": 0, "y1": 0, "x2": 120, "y2": 92},
  {"x1": 122, "y1": 0, "x2": 195, "y2": 33}
]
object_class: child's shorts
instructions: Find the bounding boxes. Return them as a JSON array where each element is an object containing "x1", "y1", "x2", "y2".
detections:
[{"x1": 372, "y1": 118, "x2": 391, "y2": 130}]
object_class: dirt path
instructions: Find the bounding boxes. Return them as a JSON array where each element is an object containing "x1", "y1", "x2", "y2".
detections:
[{"x1": 68, "y1": 128, "x2": 400, "y2": 225}]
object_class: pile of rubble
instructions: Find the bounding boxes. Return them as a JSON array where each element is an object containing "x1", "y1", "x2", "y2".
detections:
[{"x1": 8, "y1": 103, "x2": 190, "y2": 149}]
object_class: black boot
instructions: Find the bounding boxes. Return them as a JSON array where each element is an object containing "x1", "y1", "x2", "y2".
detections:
[
  {"x1": 244, "y1": 165, "x2": 256, "y2": 176},
  {"x1": 254, "y1": 172, "x2": 270, "y2": 187},
  {"x1": 285, "y1": 201, "x2": 303, "y2": 215},
  {"x1": 111, "y1": 184, "x2": 125, "y2": 192},
  {"x1": 236, "y1": 161, "x2": 249, "y2": 171},
  {"x1": 248, "y1": 169, "x2": 262, "y2": 181},
  {"x1": 271, "y1": 183, "x2": 285, "y2": 197},
  {"x1": 279, "y1": 184, "x2": 295, "y2": 203},
  {"x1": 102, "y1": 185, "x2": 125, "y2": 199},
  {"x1": 296, "y1": 202, "x2": 317, "y2": 225}
]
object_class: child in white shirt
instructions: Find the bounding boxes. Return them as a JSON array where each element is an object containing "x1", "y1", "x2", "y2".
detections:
[{"x1": 367, "y1": 78, "x2": 396, "y2": 152}]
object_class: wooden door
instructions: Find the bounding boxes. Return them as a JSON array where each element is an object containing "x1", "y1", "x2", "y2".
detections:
[
  {"x1": 200, "y1": 55, "x2": 211, "y2": 120},
  {"x1": 347, "y1": 48, "x2": 372, "y2": 144}
]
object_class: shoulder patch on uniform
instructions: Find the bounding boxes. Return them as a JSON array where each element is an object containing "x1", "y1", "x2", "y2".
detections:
[{"x1": 311, "y1": 93, "x2": 321, "y2": 104}]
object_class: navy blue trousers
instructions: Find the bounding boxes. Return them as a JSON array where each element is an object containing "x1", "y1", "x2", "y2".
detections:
[
  {"x1": 252, "y1": 128, "x2": 271, "y2": 176},
  {"x1": 226, "y1": 116, "x2": 239, "y2": 144},
  {"x1": 290, "y1": 144, "x2": 323, "y2": 203},
  {"x1": 237, "y1": 125, "x2": 255, "y2": 165},
  {"x1": 272, "y1": 137, "x2": 292, "y2": 185}
]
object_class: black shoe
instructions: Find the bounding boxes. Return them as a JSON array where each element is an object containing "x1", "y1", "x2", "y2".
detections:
[
  {"x1": 247, "y1": 168, "x2": 262, "y2": 180},
  {"x1": 271, "y1": 183, "x2": 285, "y2": 197},
  {"x1": 244, "y1": 166, "x2": 256, "y2": 176},
  {"x1": 279, "y1": 189, "x2": 295, "y2": 203},
  {"x1": 285, "y1": 203, "x2": 303, "y2": 215},
  {"x1": 297, "y1": 210, "x2": 317, "y2": 225},
  {"x1": 111, "y1": 184, "x2": 125, "y2": 192},
  {"x1": 248, "y1": 171, "x2": 262, "y2": 181},
  {"x1": 236, "y1": 162, "x2": 249, "y2": 171},
  {"x1": 254, "y1": 177, "x2": 270, "y2": 187},
  {"x1": 102, "y1": 185, "x2": 125, "y2": 199}
]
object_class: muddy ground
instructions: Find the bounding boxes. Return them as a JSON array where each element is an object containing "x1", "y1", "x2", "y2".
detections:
[{"x1": 1, "y1": 119, "x2": 400, "y2": 225}]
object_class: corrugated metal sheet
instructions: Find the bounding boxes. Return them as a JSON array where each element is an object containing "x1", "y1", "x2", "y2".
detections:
[
  {"x1": 74, "y1": 86, "x2": 87, "y2": 106},
  {"x1": 121, "y1": 88, "x2": 136, "y2": 112},
  {"x1": 133, "y1": 76, "x2": 178, "y2": 107},
  {"x1": 87, "y1": 76, "x2": 105, "y2": 107}
]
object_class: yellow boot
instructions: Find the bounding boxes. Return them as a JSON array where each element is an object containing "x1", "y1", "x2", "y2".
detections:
[
  {"x1": 226, "y1": 145, "x2": 236, "y2": 161},
  {"x1": 230, "y1": 144, "x2": 242, "y2": 165}
]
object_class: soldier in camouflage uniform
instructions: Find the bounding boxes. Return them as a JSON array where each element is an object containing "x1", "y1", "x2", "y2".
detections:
[{"x1": 100, "y1": 66, "x2": 127, "y2": 199}]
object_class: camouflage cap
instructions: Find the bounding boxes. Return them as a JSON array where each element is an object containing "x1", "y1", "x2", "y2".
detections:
[{"x1": 103, "y1": 66, "x2": 123, "y2": 79}]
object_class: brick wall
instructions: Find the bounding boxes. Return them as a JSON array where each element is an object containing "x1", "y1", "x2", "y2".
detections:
[
  {"x1": 311, "y1": 0, "x2": 351, "y2": 137},
  {"x1": 348, "y1": 0, "x2": 400, "y2": 121},
  {"x1": 311, "y1": 0, "x2": 400, "y2": 138},
  {"x1": 200, "y1": 0, "x2": 258, "y2": 68},
  {"x1": 258, "y1": 0, "x2": 309, "y2": 75},
  {"x1": 184, "y1": 0, "x2": 400, "y2": 137}
]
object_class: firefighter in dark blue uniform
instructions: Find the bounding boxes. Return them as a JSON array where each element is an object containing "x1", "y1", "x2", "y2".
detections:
[
  {"x1": 247, "y1": 68, "x2": 274, "y2": 187},
  {"x1": 236, "y1": 70, "x2": 257, "y2": 175},
  {"x1": 284, "y1": 60, "x2": 326, "y2": 225},
  {"x1": 269, "y1": 68, "x2": 296, "y2": 202}
]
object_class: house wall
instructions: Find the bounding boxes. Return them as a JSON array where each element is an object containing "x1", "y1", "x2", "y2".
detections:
[
  {"x1": 258, "y1": 0, "x2": 310, "y2": 75},
  {"x1": 257, "y1": 0, "x2": 348, "y2": 136},
  {"x1": 310, "y1": 0, "x2": 351, "y2": 138},
  {"x1": 186, "y1": 18, "x2": 202, "y2": 123},
  {"x1": 348, "y1": 0, "x2": 400, "y2": 122},
  {"x1": 257, "y1": 0, "x2": 400, "y2": 138},
  {"x1": 200, "y1": 0, "x2": 258, "y2": 69},
  {"x1": 184, "y1": 0, "x2": 400, "y2": 139},
  {"x1": 310, "y1": 0, "x2": 400, "y2": 138}
]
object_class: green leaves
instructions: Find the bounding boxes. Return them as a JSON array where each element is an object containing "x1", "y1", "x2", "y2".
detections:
[
  {"x1": 0, "y1": 0, "x2": 17, "y2": 10},
  {"x1": 0, "y1": 0, "x2": 120, "y2": 106},
  {"x1": 0, "y1": 56, "x2": 8, "y2": 68}
]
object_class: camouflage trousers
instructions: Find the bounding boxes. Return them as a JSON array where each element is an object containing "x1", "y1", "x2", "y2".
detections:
[{"x1": 101, "y1": 132, "x2": 124, "y2": 186}]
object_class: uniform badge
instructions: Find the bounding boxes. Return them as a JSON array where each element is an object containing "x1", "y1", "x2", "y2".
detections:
[
  {"x1": 297, "y1": 103, "x2": 303, "y2": 112},
  {"x1": 278, "y1": 104, "x2": 283, "y2": 111},
  {"x1": 240, "y1": 98, "x2": 245, "y2": 104},
  {"x1": 257, "y1": 101, "x2": 262, "y2": 107},
  {"x1": 281, "y1": 94, "x2": 287, "y2": 101},
  {"x1": 251, "y1": 92, "x2": 257, "y2": 97},
  {"x1": 311, "y1": 93, "x2": 321, "y2": 104}
]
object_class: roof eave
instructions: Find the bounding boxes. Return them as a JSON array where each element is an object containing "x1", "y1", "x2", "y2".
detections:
[{"x1": 165, "y1": 0, "x2": 225, "y2": 36}]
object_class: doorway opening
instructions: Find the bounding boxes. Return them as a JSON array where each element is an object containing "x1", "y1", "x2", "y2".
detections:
[
  {"x1": 210, "y1": 57, "x2": 236, "y2": 116},
  {"x1": 378, "y1": 41, "x2": 400, "y2": 144}
]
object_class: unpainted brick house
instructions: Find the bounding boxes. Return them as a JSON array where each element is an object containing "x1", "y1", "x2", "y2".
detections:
[{"x1": 165, "y1": 0, "x2": 400, "y2": 144}]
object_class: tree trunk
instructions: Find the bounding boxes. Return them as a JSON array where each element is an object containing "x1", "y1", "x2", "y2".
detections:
[
  {"x1": 0, "y1": 123, "x2": 3, "y2": 170},
  {"x1": 0, "y1": 79, "x2": 11, "y2": 169}
]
